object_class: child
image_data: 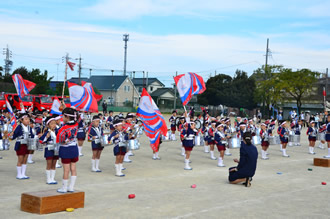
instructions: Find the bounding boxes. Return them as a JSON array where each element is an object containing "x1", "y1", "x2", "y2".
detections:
[
  {"x1": 77, "y1": 112, "x2": 86, "y2": 157},
  {"x1": 208, "y1": 121, "x2": 217, "y2": 160},
  {"x1": 318, "y1": 123, "x2": 326, "y2": 149},
  {"x1": 306, "y1": 121, "x2": 317, "y2": 155},
  {"x1": 56, "y1": 108, "x2": 79, "y2": 193},
  {"x1": 109, "y1": 120, "x2": 129, "y2": 177},
  {"x1": 214, "y1": 123, "x2": 227, "y2": 167},
  {"x1": 324, "y1": 114, "x2": 330, "y2": 158},
  {"x1": 123, "y1": 114, "x2": 136, "y2": 162},
  {"x1": 224, "y1": 119, "x2": 233, "y2": 156},
  {"x1": 88, "y1": 115, "x2": 104, "y2": 172},
  {"x1": 201, "y1": 121, "x2": 209, "y2": 153},
  {"x1": 54, "y1": 114, "x2": 63, "y2": 168},
  {"x1": 178, "y1": 117, "x2": 186, "y2": 156},
  {"x1": 181, "y1": 118, "x2": 197, "y2": 170},
  {"x1": 169, "y1": 110, "x2": 177, "y2": 141},
  {"x1": 260, "y1": 123, "x2": 270, "y2": 160},
  {"x1": 107, "y1": 110, "x2": 114, "y2": 134},
  {"x1": 152, "y1": 136, "x2": 162, "y2": 160},
  {"x1": 10, "y1": 113, "x2": 34, "y2": 179},
  {"x1": 279, "y1": 121, "x2": 290, "y2": 157},
  {"x1": 39, "y1": 116, "x2": 59, "y2": 184}
]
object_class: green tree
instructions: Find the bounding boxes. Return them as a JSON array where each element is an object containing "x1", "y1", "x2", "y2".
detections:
[
  {"x1": 278, "y1": 68, "x2": 320, "y2": 114},
  {"x1": 197, "y1": 74, "x2": 232, "y2": 106},
  {"x1": 197, "y1": 70, "x2": 257, "y2": 110},
  {"x1": 252, "y1": 65, "x2": 284, "y2": 117}
]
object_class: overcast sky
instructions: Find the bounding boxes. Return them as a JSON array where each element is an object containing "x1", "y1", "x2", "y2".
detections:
[{"x1": 1, "y1": 0, "x2": 330, "y2": 86}]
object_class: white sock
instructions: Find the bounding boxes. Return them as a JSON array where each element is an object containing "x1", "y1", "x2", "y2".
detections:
[
  {"x1": 311, "y1": 147, "x2": 314, "y2": 153},
  {"x1": 46, "y1": 170, "x2": 51, "y2": 184},
  {"x1": 78, "y1": 146, "x2": 82, "y2": 155},
  {"x1": 95, "y1": 159, "x2": 100, "y2": 170},
  {"x1": 91, "y1": 159, "x2": 96, "y2": 171},
  {"x1": 50, "y1": 170, "x2": 56, "y2": 182},
  {"x1": 16, "y1": 166, "x2": 22, "y2": 178},
  {"x1": 69, "y1": 176, "x2": 77, "y2": 191},
  {"x1": 153, "y1": 153, "x2": 156, "y2": 159},
  {"x1": 156, "y1": 152, "x2": 159, "y2": 157},
  {"x1": 22, "y1": 164, "x2": 27, "y2": 177},
  {"x1": 181, "y1": 147, "x2": 185, "y2": 155},
  {"x1": 28, "y1": 154, "x2": 33, "y2": 161},
  {"x1": 210, "y1": 151, "x2": 215, "y2": 158},
  {"x1": 59, "y1": 179, "x2": 68, "y2": 192}
]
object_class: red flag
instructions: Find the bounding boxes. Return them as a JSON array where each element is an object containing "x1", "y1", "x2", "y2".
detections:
[
  {"x1": 67, "y1": 61, "x2": 76, "y2": 71},
  {"x1": 323, "y1": 87, "x2": 326, "y2": 97},
  {"x1": 12, "y1": 74, "x2": 36, "y2": 99}
]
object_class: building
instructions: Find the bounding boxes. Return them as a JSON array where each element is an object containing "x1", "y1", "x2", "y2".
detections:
[
  {"x1": 132, "y1": 78, "x2": 165, "y2": 94},
  {"x1": 87, "y1": 75, "x2": 140, "y2": 107},
  {"x1": 150, "y1": 88, "x2": 176, "y2": 109}
]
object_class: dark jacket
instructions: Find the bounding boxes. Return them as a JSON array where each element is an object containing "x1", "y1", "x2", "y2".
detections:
[{"x1": 236, "y1": 142, "x2": 258, "y2": 178}]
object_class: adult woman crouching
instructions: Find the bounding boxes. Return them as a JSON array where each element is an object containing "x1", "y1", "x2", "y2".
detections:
[{"x1": 228, "y1": 131, "x2": 258, "y2": 187}]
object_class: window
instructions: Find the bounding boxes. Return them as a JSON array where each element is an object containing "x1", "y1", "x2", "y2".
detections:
[
  {"x1": 124, "y1": 86, "x2": 130, "y2": 92},
  {"x1": 139, "y1": 87, "x2": 142, "y2": 92},
  {"x1": 125, "y1": 98, "x2": 128, "y2": 103},
  {"x1": 150, "y1": 86, "x2": 153, "y2": 92}
]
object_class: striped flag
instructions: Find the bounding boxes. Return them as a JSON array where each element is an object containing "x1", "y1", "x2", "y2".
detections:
[
  {"x1": 174, "y1": 72, "x2": 206, "y2": 106},
  {"x1": 136, "y1": 88, "x2": 167, "y2": 151},
  {"x1": 50, "y1": 97, "x2": 62, "y2": 115},
  {"x1": 81, "y1": 81, "x2": 103, "y2": 102},
  {"x1": 67, "y1": 81, "x2": 98, "y2": 112},
  {"x1": 67, "y1": 61, "x2": 76, "y2": 71},
  {"x1": 12, "y1": 74, "x2": 36, "y2": 99}
]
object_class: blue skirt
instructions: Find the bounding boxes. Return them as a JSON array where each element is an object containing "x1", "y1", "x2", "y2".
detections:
[{"x1": 59, "y1": 145, "x2": 79, "y2": 159}]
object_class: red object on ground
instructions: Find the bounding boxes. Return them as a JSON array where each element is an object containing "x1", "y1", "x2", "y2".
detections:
[
  {"x1": 191, "y1": 184, "x2": 196, "y2": 188},
  {"x1": 322, "y1": 182, "x2": 327, "y2": 185},
  {"x1": 128, "y1": 194, "x2": 136, "y2": 199}
]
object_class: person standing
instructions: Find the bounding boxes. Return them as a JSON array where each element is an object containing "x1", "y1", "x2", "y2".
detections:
[
  {"x1": 102, "y1": 101, "x2": 107, "y2": 115},
  {"x1": 324, "y1": 114, "x2": 330, "y2": 158},
  {"x1": 306, "y1": 121, "x2": 317, "y2": 155},
  {"x1": 56, "y1": 108, "x2": 79, "y2": 193}
]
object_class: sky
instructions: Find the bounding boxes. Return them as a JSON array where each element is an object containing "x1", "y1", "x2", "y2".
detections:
[{"x1": 1, "y1": 0, "x2": 330, "y2": 87}]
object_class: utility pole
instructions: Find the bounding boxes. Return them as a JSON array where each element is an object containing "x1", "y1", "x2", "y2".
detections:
[
  {"x1": 146, "y1": 71, "x2": 149, "y2": 92},
  {"x1": 75, "y1": 55, "x2": 83, "y2": 84},
  {"x1": 174, "y1": 71, "x2": 178, "y2": 109},
  {"x1": 62, "y1": 53, "x2": 69, "y2": 98},
  {"x1": 132, "y1": 71, "x2": 135, "y2": 107},
  {"x1": 265, "y1": 38, "x2": 269, "y2": 73},
  {"x1": 89, "y1": 69, "x2": 92, "y2": 78},
  {"x1": 111, "y1": 70, "x2": 114, "y2": 106},
  {"x1": 2, "y1": 45, "x2": 13, "y2": 76},
  {"x1": 326, "y1": 68, "x2": 328, "y2": 112},
  {"x1": 123, "y1": 34, "x2": 129, "y2": 76},
  {"x1": 143, "y1": 71, "x2": 145, "y2": 89}
]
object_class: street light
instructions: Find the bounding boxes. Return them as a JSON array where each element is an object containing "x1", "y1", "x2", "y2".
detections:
[{"x1": 123, "y1": 34, "x2": 129, "y2": 76}]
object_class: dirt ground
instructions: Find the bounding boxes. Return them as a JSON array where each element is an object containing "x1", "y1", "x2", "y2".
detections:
[{"x1": 0, "y1": 116, "x2": 330, "y2": 218}]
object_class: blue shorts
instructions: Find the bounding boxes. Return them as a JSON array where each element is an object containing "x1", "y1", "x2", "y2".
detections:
[
  {"x1": 77, "y1": 132, "x2": 86, "y2": 140},
  {"x1": 59, "y1": 146, "x2": 79, "y2": 159}
]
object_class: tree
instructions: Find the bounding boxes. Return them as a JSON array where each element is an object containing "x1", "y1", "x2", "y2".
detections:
[
  {"x1": 253, "y1": 65, "x2": 284, "y2": 117},
  {"x1": 278, "y1": 68, "x2": 320, "y2": 114},
  {"x1": 197, "y1": 70, "x2": 257, "y2": 110},
  {"x1": 197, "y1": 74, "x2": 233, "y2": 106}
]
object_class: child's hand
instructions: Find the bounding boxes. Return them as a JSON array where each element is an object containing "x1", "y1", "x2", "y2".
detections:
[{"x1": 233, "y1": 158, "x2": 239, "y2": 163}]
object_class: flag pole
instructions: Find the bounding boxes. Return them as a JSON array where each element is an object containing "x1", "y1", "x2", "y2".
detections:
[{"x1": 62, "y1": 53, "x2": 69, "y2": 98}]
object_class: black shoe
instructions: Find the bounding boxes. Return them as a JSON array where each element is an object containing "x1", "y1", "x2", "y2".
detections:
[{"x1": 243, "y1": 177, "x2": 251, "y2": 187}]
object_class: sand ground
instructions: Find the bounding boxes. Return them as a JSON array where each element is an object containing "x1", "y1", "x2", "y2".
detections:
[{"x1": 0, "y1": 116, "x2": 330, "y2": 219}]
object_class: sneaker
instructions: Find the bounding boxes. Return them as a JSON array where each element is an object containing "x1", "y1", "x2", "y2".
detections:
[{"x1": 27, "y1": 160, "x2": 35, "y2": 164}]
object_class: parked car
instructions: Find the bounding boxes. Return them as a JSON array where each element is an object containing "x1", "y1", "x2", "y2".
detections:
[{"x1": 33, "y1": 95, "x2": 53, "y2": 112}]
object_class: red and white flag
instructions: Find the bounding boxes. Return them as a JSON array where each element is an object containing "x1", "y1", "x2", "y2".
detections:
[
  {"x1": 67, "y1": 61, "x2": 76, "y2": 71},
  {"x1": 12, "y1": 74, "x2": 36, "y2": 99},
  {"x1": 81, "y1": 81, "x2": 103, "y2": 102},
  {"x1": 67, "y1": 81, "x2": 98, "y2": 112}
]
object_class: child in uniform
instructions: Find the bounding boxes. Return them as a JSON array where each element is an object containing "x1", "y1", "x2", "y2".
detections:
[
  {"x1": 88, "y1": 115, "x2": 104, "y2": 172},
  {"x1": 56, "y1": 108, "x2": 79, "y2": 193},
  {"x1": 10, "y1": 113, "x2": 34, "y2": 179},
  {"x1": 306, "y1": 121, "x2": 317, "y2": 155},
  {"x1": 279, "y1": 121, "x2": 290, "y2": 157},
  {"x1": 39, "y1": 115, "x2": 59, "y2": 184},
  {"x1": 214, "y1": 123, "x2": 227, "y2": 167},
  {"x1": 181, "y1": 118, "x2": 197, "y2": 170},
  {"x1": 260, "y1": 123, "x2": 270, "y2": 160}
]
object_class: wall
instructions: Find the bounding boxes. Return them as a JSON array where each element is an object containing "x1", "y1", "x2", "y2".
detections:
[{"x1": 115, "y1": 78, "x2": 140, "y2": 106}]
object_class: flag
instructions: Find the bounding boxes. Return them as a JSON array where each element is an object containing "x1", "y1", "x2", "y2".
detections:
[
  {"x1": 10, "y1": 115, "x2": 17, "y2": 131},
  {"x1": 67, "y1": 61, "x2": 75, "y2": 71},
  {"x1": 323, "y1": 87, "x2": 326, "y2": 97},
  {"x1": 136, "y1": 88, "x2": 168, "y2": 151},
  {"x1": 5, "y1": 95, "x2": 13, "y2": 115},
  {"x1": 67, "y1": 81, "x2": 98, "y2": 112},
  {"x1": 50, "y1": 97, "x2": 62, "y2": 115},
  {"x1": 81, "y1": 81, "x2": 103, "y2": 102},
  {"x1": 12, "y1": 74, "x2": 36, "y2": 99},
  {"x1": 174, "y1": 72, "x2": 206, "y2": 106}
]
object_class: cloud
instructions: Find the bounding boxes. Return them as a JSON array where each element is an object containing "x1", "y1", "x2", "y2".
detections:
[
  {"x1": 83, "y1": 0, "x2": 269, "y2": 20},
  {"x1": 0, "y1": 15, "x2": 329, "y2": 85}
]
